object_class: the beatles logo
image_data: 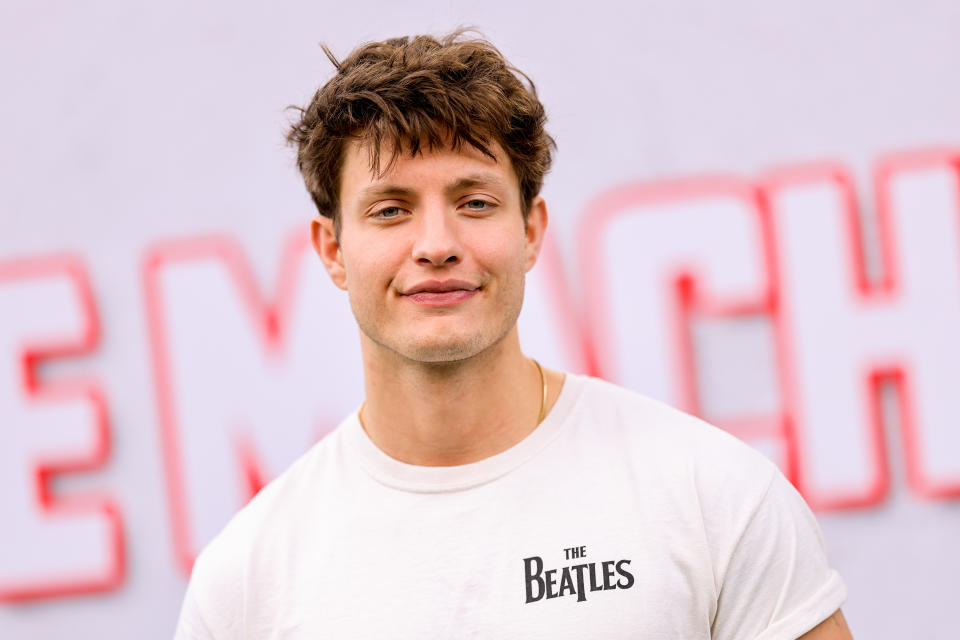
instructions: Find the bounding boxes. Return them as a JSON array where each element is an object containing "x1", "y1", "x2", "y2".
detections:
[{"x1": 523, "y1": 545, "x2": 634, "y2": 603}]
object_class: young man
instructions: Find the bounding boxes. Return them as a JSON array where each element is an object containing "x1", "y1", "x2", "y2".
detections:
[{"x1": 175, "y1": 33, "x2": 853, "y2": 639}]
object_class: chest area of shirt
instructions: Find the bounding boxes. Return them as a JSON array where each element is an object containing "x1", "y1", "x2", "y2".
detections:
[{"x1": 245, "y1": 493, "x2": 716, "y2": 638}]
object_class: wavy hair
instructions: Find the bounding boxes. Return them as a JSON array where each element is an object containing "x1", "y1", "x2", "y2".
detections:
[{"x1": 286, "y1": 31, "x2": 555, "y2": 233}]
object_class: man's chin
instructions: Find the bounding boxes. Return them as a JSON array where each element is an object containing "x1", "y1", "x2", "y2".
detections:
[
  {"x1": 358, "y1": 324, "x2": 507, "y2": 365},
  {"x1": 400, "y1": 338, "x2": 484, "y2": 364}
]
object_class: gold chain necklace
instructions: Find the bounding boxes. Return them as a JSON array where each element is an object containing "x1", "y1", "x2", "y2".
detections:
[{"x1": 532, "y1": 358, "x2": 547, "y2": 425}]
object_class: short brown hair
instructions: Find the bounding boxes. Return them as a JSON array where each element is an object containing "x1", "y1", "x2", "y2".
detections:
[{"x1": 286, "y1": 31, "x2": 554, "y2": 230}]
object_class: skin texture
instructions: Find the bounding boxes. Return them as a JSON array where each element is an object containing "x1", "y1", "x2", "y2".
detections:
[
  {"x1": 312, "y1": 138, "x2": 564, "y2": 466},
  {"x1": 798, "y1": 609, "x2": 854, "y2": 639}
]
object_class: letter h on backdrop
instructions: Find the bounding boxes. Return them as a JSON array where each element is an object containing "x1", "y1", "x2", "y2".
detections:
[{"x1": 580, "y1": 148, "x2": 960, "y2": 509}]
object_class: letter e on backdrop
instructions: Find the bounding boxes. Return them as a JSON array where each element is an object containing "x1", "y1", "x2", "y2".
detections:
[{"x1": 0, "y1": 255, "x2": 124, "y2": 601}]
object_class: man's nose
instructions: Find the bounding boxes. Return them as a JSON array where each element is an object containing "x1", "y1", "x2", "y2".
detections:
[{"x1": 411, "y1": 205, "x2": 462, "y2": 266}]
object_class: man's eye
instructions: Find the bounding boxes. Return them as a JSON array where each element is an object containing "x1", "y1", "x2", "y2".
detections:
[
  {"x1": 376, "y1": 207, "x2": 403, "y2": 219},
  {"x1": 464, "y1": 200, "x2": 490, "y2": 211}
]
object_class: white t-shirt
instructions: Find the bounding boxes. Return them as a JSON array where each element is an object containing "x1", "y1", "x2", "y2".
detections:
[{"x1": 175, "y1": 374, "x2": 846, "y2": 639}]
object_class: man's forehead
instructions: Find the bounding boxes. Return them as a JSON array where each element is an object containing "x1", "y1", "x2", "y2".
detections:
[{"x1": 341, "y1": 136, "x2": 515, "y2": 192}]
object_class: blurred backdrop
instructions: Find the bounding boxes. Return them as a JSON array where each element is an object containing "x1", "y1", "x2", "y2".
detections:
[{"x1": 2, "y1": 1, "x2": 959, "y2": 638}]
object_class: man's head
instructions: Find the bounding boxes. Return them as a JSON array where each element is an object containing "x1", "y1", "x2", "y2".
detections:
[
  {"x1": 287, "y1": 31, "x2": 554, "y2": 236},
  {"x1": 291, "y1": 32, "x2": 555, "y2": 365}
]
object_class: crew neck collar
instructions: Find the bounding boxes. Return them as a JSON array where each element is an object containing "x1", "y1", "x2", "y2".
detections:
[{"x1": 345, "y1": 372, "x2": 586, "y2": 493}]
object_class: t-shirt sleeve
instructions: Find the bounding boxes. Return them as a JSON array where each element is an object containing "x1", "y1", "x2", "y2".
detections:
[
  {"x1": 172, "y1": 538, "x2": 246, "y2": 640},
  {"x1": 710, "y1": 469, "x2": 847, "y2": 640},
  {"x1": 173, "y1": 576, "x2": 217, "y2": 640}
]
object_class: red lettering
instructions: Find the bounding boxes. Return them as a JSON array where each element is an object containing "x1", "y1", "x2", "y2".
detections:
[{"x1": 0, "y1": 255, "x2": 124, "y2": 601}]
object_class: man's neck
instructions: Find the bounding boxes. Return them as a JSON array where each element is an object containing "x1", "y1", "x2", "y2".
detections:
[{"x1": 358, "y1": 330, "x2": 562, "y2": 466}]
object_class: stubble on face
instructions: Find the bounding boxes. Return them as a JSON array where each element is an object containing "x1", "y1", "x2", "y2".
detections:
[
  {"x1": 336, "y1": 138, "x2": 531, "y2": 369},
  {"x1": 354, "y1": 270, "x2": 527, "y2": 366}
]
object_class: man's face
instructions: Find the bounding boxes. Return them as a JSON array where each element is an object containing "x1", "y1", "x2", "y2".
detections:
[{"x1": 312, "y1": 138, "x2": 546, "y2": 364}]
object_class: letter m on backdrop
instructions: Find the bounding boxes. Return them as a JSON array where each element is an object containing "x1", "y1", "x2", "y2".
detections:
[{"x1": 143, "y1": 231, "x2": 363, "y2": 574}]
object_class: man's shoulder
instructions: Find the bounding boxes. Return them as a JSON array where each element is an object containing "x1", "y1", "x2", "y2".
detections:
[
  {"x1": 569, "y1": 374, "x2": 779, "y2": 493},
  {"x1": 574, "y1": 375, "x2": 772, "y2": 457},
  {"x1": 188, "y1": 415, "x2": 354, "y2": 581}
]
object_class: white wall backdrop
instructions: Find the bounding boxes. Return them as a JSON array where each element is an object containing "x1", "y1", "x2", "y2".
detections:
[{"x1": 2, "y1": 1, "x2": 959, "y2": 638}]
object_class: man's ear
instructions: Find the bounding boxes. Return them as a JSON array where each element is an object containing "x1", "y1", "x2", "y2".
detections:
[
  {"x1": 311, "y1": 215, "x2": 347, "y2": 290},
  {"x1": 524, "y1": 195, "x2": 549, "y2": 272}
]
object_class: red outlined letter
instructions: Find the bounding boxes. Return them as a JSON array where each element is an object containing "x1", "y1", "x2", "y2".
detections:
[
  {"x1": 763, "y1": 151, "x2": 960, "y2": 510},
  {"x1": 144, "y1": 230, "x2": 364, "y2": 574},
  {"x1": 579, "y1": 177, "x2": 792, "y2": 470},
  {"x1": 0, "y1": 255, "x2": 124, "y2": 601},
  {"x1": 876, "y1": 149, "x2": 960, "y2": 500},
  {"x1": 518, "y1": 232, "x2": 591, "y2": 374}
]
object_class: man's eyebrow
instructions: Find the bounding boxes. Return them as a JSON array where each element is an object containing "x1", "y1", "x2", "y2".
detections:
[
  {"x1": 445, "y1": 173, "x2": 509, "y2": 196},
  {"x1": 358, "y1": 174, "x2": 509, "y2": 202},
  {"x1": 357, "y1": 184, "x2": 417, "y2": 201}
]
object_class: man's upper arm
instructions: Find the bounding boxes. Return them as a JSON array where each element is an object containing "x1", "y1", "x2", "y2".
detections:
[
  {"x1": 174, "y1": 576, "x2": 217, "y2": 640},
  {"x1": 708, "y1": 466, "x2": 848, "y2": 639},
  {"x1": 797, "y1": 609, "x2": 853, "y2": 639}
]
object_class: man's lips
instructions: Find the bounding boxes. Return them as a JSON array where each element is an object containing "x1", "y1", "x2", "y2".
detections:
[{"x1": 401, "y1": 279, "x2": 479, "y2": 306}]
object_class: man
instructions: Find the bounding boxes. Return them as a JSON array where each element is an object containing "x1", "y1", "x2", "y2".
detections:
[{"x1": 175, "y1": 32, "x2": 852, "y2": 639}]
